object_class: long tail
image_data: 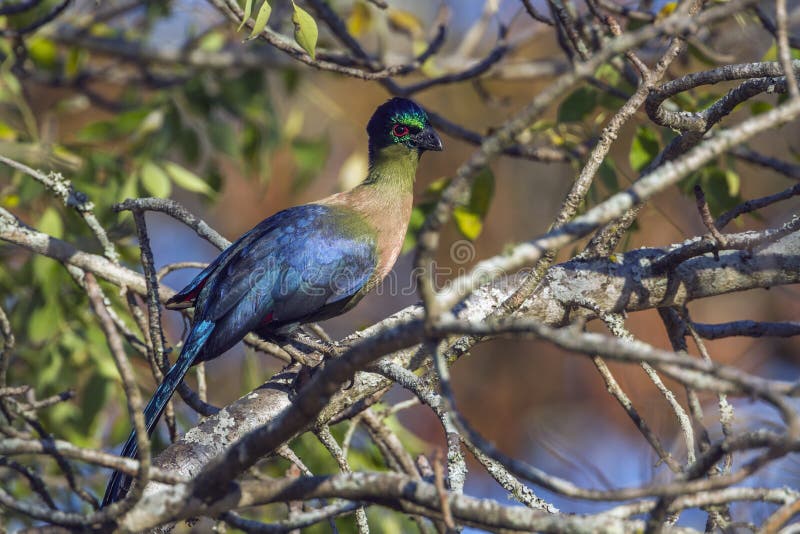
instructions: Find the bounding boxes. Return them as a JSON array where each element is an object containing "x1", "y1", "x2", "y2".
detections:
[{"x1": 101, "y1": 320, "x2": 215, "y2": 507}]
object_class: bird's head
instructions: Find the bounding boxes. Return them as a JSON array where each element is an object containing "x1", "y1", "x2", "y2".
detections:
[{"x1": 367, "y1": 97, "x2": 443, "y2": 165}]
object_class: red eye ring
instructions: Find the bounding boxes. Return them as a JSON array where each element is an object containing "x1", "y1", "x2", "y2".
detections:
[{"x1": 392, "y1": 124, "x2": 410, "y2": 137}]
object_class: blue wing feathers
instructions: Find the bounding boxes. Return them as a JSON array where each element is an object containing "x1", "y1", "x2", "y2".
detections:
[
  {"x1": 105, "y1": 205, "x2": 378, "y2": 506},
  {"x1": 192, "y1": 204, "x2": 377, "y2": 325}
]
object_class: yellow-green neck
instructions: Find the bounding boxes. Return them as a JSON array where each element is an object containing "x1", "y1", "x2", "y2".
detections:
[
  {"x1": 362, "y1": 143, "x2": 419, "y2": 195},
  {"x1": 335, "y1": 144, "x2": 418, "y2": 284}
]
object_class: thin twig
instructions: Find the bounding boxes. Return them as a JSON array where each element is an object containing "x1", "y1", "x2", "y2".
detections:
[
  {"x1": 131, "y1": 210, "x2": 177, "y2": 441},
  {"x1": 693, "y1": 185, "x2": 727, "y2": 248},
  {"x1": 315, "y1": 425, "x2": 369, "y2": 534},
  {"x1": 716, "y1": 182, "x2": 800, "y2": 229},
  {"x1": 433, "y1": 449, "x2": 456, "y2": 531},
  {"x1": 84, "y1": 273, "x2": 151, "y2": 520},
  {"x1": 775, "y1": 0, "x2": 799, "y2": 99},
  {"x1": 222, "y1": 502, "x2": 362, "y2": 533},
  {"x1": 0, "y1": 154, "x2": 119, "y2": 263},
  {"x1": 692, "y1": 320, "x2": 800, "y2": 339}
]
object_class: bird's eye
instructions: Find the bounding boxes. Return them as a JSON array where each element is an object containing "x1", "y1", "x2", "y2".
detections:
[{"x1": 392, "y1": 124, "x2": 410, "y2": 137}]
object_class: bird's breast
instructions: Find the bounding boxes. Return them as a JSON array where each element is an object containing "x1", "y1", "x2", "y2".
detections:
[
  {"x1": 375, "y1": 238, "x2": 403, "y2": 280},
  {"x1": 318, "y1": 183, "x2": 413, "y2": 289}
]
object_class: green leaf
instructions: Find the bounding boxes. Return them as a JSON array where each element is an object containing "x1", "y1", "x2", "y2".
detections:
[
  {"x1": 629, "y1": 126, "x2": 660, "y2": 172},
  {"x1": 178, "y1": 127, "x2": 200, "y2": 162},
  {"x1": 468, "y1": 167, "x2": 494, "y2": 216},
  {"x1": 1, "y1": 193, "x2": 19, "y2": 207},
  {"x1": 38, "y1": 345, "x2": 64, "y2": 387},
  {"x1": 199, "y1": 31, "x2": 226, "y2": 52},
  {"x1": 724, "y1": 169, "x2": 740, "y2": 197},
  {"x1": 453, "y1": 167, "x2": 494, "y2": 241},
  {"x1": 139, "y1": 161, "x2": 172, "y2": 198},
  {"x1": 688, "y1": 165, "x2": 742, "y2": 215},
  {"x1": 0, "y1": 120, "x2": 16, "y2": 141},
  {"x1": 558, "y1": 87, "x2": 598, "y2": 123},
  {"x1": 529, "y1": 120, "x2": 554, "y2": 132},
  {"x1": 414, "y1": 170, "x2": 494, "y2": 243},
  {"x1": 209, "y1": 120, "x2": 238, "y2": 157},
  {"x1": 594, "y1": 63, "x2": 620, "y2": 86},
  {"x1": 762, "y1": 43, "x2": 778, "y2": 62},
  {"x1": 76, "y1": 121, "x2": 116, "y2": 143},
  {"x1": 86, "y1": 322, "x2": 120, "y2": 379},
  {"x1": 658, "y1": 1, "x2": 677, "y2": 17},
  {"x1": 347, "y1": 1, "x2": 372, "y2": 37},
  {"x1": 163, "y1": 161, "x2": 214, "y2": 196},
  {"x1": 120, "y1": 108, "x2": 156, "y2": 135},
  {"x1": 402, "y1": 205, "x2": 428, "y2": 252},
  {"x1": 247, "y1": 0, "x2": 272, "y2": 41},
  {"x1": 65, "y1": 47, "x2": 87, "y2": 79},
  {"x1": 238, "y1": 0, "x2": 254, "y2": 32},
  {"x1": 32, "y1": 255, "x2": 59, "y2": 293},
  {"x1": 29, "y1": 301, "x2": 61, "y2": 344},
  {"x1": 453, "y1": 207, "x2": 483, "y2": 241},
  {"x1": 290, "y1": 137, "x2": 329, "y2": 191},
  {"x1": 598, "y1": 157, "x2": 619, "y2": 193},
  {"x1": 75, "y1": 373, "x2": 110, "y2": 435},
  {"x1": 291, "y1": 1, "x2": 318, "y2": 59},
  {"x1": 423, "y1": 176, "x2": 451, "y2": 198},
  {"x1": 0, "y1": 70, "x2": 21, "y2": 97},
  {"x1": 38, "y1": 207, "x2": 63, "y2": 238},
  {"x1": 28, "y1": 37, "x2": 58, "y2": 68},
  {"x1": 387, "y1": 8, "x2": 423, "y2": 37},
  {"x1": 119, "y1": 173, "x2": 139, "y2": 202},
  {"x1": 750, "y1": 101, "x2": 773, "y2": 116}
]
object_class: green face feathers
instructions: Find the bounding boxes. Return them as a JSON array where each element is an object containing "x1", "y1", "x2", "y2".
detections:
[
  {"x1": 388, "y1": 111, "x2": 426, "y2": 142},
  {"x1": 366, "y1": 98, "x2": 440, "y2": 163}
]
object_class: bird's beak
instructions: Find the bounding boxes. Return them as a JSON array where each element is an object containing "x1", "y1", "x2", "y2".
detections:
[{"x1": 413, "y1": 125, "x2": 443, "y2": 152}]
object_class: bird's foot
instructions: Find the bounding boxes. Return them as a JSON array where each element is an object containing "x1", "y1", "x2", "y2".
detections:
[
  {"x1": 284, "y1": 331, "x2": 342, "y2": 363},
  {"x1": 284, "y1": 338, "x2": 353, "y2": 396}
]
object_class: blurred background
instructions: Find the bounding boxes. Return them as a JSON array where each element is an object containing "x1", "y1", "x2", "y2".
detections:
[{"x1": 1, "y1": 0, "x2": 799, "y2": 531}]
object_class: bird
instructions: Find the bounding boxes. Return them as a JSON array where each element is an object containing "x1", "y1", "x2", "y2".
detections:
[{"x1": 102, "y1": 97, "x2": 443, "y2": 506}]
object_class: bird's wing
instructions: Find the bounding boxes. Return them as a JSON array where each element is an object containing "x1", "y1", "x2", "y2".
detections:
[
  {"x1": 165, "y1": 220, "x2": 272, "y2": 310},
  {"x1": 195, "y1": 204, "x2": 377, "y2": 326}
]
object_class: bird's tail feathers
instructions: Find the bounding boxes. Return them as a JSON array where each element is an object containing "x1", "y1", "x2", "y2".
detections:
[{"x1": 101, "y1": 320, "x2": 215, "y2": 507}]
